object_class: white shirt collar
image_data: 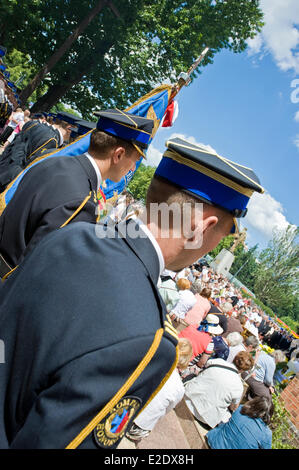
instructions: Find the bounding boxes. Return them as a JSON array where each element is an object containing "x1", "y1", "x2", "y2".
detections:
[
  {"x1": 56, "y1": 128, "x2": 64, "y2": 146},
  {"x1": 134, "y1": 217, "x2": 165, "y2": 277},
  {"x1": 84, "y1": 152, "x2": 102, "y2": 190}
]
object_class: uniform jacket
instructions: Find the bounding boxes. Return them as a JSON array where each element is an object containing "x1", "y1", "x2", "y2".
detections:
[
  {"x1": 0, "y1": 153, "x2": 100, "y2": 270},
  {"x1": 0, "y1": 121, "x2": 62, "y2": 192},
  {"x1": 0, "y1": 220, "x2": 178, "y2": 449}
]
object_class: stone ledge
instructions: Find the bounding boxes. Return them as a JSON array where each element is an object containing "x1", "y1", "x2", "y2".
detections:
[{"x1": 174, "y1": 399, "x2": 208, "y2": 449}]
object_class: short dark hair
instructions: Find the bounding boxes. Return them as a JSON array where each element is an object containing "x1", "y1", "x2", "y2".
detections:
[
  {"x1": 241, "y1": 396, "x2": 274, "y2": 425},
  {"x1": 200, "y1": 287, "x2": 211, "y2": 299},
  {"x1": 54, "y1": 118, "x2": 72, "y2": 130},
  {"x1": 233, "y1": 351, "x2": 254, "y2": 371},
  {"x1": 89, "y1": 129, "x2": 135, "y2": 159}
]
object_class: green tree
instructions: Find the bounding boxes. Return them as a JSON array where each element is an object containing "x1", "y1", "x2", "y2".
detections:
[
  {"x1": 4, "y1": 48, "x2": 47, "y2": 105},
  {"x1": 50, "y1": 102, "x2": 81, "y2": 118},
  {"x1": 279, "y1": 316, "x2": 299, "y2": 334},
  {"x1": 0, "y1": 1, "x2": 44, "y2": 47},
  {"x1": 254, "y1": 225, "x2": 299, "y2": 313},
  {"x1": 208, "y1": 234, "x2": 235, "y2": 258},
  {"x1": 127, "y1": 164, "x2": 155, "y2": 202},
  {"x1": 19, "y1": 0, "x2": 121, "y2": 105},
  {"x1": 2, "y1": 0, "x2": 264, "y2": 115},
  {"x1": 208, "y1": 236, "x2": 259, "y2": 291},
  {"x1": 230, "y1": 244, "x2": 259, "y2": 292},
  {"x1": 271, "y1": 393, "x2": 297, "y2": 449}
]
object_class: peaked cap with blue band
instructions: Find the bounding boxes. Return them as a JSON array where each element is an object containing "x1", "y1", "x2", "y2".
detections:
[
  {"x1": 56, "y1": 111, "x2": 80, "y2": 125},
  {"x1": 69, "y1": 119, "x2": 97, "y2": 140},
  {"x1": 0, "y1": 46, "x2": 6, "y2": 58},
  {"x1": 75, "y1": 119, "x2": 97, "y2": 135},
  {"x1": 155, "y1": 137, "x2": 264, "y2": 233},
  {"x1": 94, "y1": 108, "x2": 154, "y2": 158}
]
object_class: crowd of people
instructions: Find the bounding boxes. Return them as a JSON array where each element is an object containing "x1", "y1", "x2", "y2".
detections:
[
  {"x1": 0, "y1": 70, "x2": 18, "y2": 133},
  {"x1": 125, "y1": 263, "x2": 299, "y2": 449},
  {"x1": 0, "y1": 109, "x2": 76, "y2": 192},
  {"x1": 0, "y1": 89, "x2": 296, "y2": 450}
]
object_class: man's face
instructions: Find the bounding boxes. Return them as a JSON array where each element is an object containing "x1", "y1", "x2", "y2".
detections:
[
  {"x1": 65, "y1": 125, "x2": 72, "y2": 142},
  {"x1": 110, "y1": 148, "x2": 141, "y2": 182}
]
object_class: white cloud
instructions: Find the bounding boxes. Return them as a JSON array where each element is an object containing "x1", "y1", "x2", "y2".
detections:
[
  {"x1": 145, "y1": 133, "x2": 218, "y2": 167},
  {"x1": 145, "y1": 144, "x2": 163, "y2": 167},
  {"x1": 168, "y1": 132, "x2": 218, "y2": 155},
  {"x1": 247, "y1": 0, "x2": 299, "y2": 74},
  {"x1": 246, "y1": 191, "x2": 294, "y2": 239},
  {"x1": 294, "y1": 134, "x2": 299, "y2": 150},
  {"x1": 247, "y1": 34, "x2": 264, "y2": 56}
]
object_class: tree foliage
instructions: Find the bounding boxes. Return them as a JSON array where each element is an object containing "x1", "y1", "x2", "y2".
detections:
[
  {"x1": 4, "y1": 48, "x2": 47, "y2": 105},
  {"x1": 209, "y1": 234, "x2": 235, "y2": 258},
  {"x1": 270, "y1": 393, "x2": 297, "y2": 449},
  {"x1": 253, "y1": 226, "x2": 299, "y2": 318},
  {"x1": 230, "y1": 244, "x2": 259, "y2": 291},
  {"x1": 127, "y1": 164, "x2": 155, "y2": 203},
  {"x1": 279, "y1": 316, "x2": 299, "y2": 335},
  {"x1": 208, "y1": 225, "x2": 299, "y2": 324},
  {"x1": 1, "y1": 0, "x2": 264, "y2": 116}
]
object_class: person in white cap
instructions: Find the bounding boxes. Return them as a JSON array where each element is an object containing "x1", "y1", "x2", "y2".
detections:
[{"x1": 178, "y1": 314, "x2": 224, "y2": 378}]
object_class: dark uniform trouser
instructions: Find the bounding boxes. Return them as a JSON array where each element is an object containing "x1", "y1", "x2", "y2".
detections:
[{"x1": 0, "y1": 126, "x2": 14, "y2": 144}]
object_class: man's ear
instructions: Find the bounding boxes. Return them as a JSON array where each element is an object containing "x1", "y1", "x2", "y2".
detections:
[
  {"x1": 184, "y1": 214, "x2": 218, "y2": 250},
  {"x1": 112, "y1": 146, "x2": 126, "y2": 164},
  {"x1": 202, "y1": 215, "x2": 218, "y2": 235}
]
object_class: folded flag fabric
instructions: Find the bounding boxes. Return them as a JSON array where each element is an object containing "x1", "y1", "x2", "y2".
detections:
[{"x1": 161, "y1": 99, "x2": 179, "y2": 128}]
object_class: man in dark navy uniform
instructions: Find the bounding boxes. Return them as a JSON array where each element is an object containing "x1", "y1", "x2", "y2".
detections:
[
  {"x1": 0, "y1": 109, "x2": 153, "y2": 277},
  {"x1": 0, "y1": 137, "x2": 264, "y2": 448},
  {"x1": 0, "y1": 113, "x2": 74, "y2": 192}
]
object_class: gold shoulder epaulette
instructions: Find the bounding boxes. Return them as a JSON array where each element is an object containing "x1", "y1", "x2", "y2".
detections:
[{"x1": 164, "y1": 314, "x2": 179, "y2": 340}]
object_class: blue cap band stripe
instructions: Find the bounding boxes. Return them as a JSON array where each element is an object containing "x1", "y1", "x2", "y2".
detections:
[
  {"x1": 97, "y1": 117, "x2": 151, "y2": 148},
  {"x1": 155, "y1": 157, "x2": 249, "y2": 213}
]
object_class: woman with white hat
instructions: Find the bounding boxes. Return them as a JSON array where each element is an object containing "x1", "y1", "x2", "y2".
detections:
[{"x1": 178, "y1": 314, "x2": 224, "y2": 379}]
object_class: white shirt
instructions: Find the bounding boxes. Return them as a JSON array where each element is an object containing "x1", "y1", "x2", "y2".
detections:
[
  {"x1": 176, "y1": 268, "x2": 190, "y2": 280},
  {"x1": 118, "y1": 217, "x2": 165, "y2": 277},
  {"x1": 184, "y1": 358, "x2": 243, "y2": 428},
  {"x1": 245, "y1": 320, "x2": 259, "y2": 338},
  {"x1": 201, "y1": 267, "x2": 209, "y2": 283},
  {"x1": 136, "y1": 218, "x2": 165, "y2": 277},
  {"x1": 84, "y1": 152, "x2": 102, "y2": 190},
  {"x1": 171, "y1": 289, "x2": 197, "y2": 319},
  {"x1": 57, "y1": 128, "x2": 64, "y2": 147},
  {"x1": 255, "y1": 314, "x2": 263, "y2": 324},
  {"x1": 286, "y1": 360, "x2": 299, "y2": 375},
  {"x1": 134, "y1": 369, "x2": 184, "y2": 431},
  {"x1": 227, "y1": 343, "x2": 246, "y2": 364},
  {"x1": 9, "y1": 112, "x2": 24, "y2": 129}
]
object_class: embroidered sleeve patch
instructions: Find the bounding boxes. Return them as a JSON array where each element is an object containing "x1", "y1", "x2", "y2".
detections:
[{"x1": 93, "y1": 396, "x2": 142, "y2": 449}]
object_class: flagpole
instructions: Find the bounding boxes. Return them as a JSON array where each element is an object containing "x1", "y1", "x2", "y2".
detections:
[{"x1": 169, "y1": 47, "x2": 210, "y2": 100}]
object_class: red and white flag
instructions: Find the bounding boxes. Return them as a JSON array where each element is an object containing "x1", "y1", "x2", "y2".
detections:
[{"x1": 161, "y1": 99, "x2": 179, "y2": 127}]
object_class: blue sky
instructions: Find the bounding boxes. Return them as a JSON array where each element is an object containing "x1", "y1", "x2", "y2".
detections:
[{"x1": 145, "y1": 0, "x2": 299, "y2": 251}]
